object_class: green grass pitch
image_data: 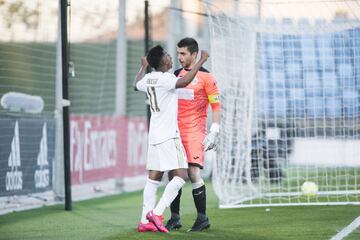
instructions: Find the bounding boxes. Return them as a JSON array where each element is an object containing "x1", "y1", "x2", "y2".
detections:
[{"x1": 0, "y1": 181, "x2": 359, "y2": 240}]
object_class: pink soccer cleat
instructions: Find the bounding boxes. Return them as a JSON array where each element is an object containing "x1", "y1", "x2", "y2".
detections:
[
  {"x1": 146, "y1": 210, "x2": 169, "y2": 233},
  {"x1": 137, "y1": 221, "x2": 158, "y2": 232}
]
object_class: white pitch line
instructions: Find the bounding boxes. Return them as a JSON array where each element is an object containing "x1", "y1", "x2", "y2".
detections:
[{"x1": 330, "y1": 216, "x2": 360, "y2": 240}]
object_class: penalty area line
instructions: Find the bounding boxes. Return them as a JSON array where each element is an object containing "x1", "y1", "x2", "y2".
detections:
[{"x1": 330, "y1": 216, "x2": 360, "y2": 240}]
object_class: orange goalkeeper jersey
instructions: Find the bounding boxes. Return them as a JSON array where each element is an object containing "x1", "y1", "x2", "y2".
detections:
[{"x1": 175, "y1": 67, "x2": 220, "y2": 135}]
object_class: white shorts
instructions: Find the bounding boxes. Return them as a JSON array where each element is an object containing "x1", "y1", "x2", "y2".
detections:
[{"x1": 147, "y1": 138, "x2": 188, "y2": 171}]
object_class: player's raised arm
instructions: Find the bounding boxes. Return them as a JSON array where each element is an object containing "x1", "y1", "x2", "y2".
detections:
[
  {"x1": 133, "y1": 57, "x2": 149, "y2": 91},
  {"x1": 175, "y1": 50, "x2": 209, "y2": 89}
]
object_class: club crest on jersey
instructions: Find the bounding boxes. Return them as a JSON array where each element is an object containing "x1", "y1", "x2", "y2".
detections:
[{"x1": 191, "y1": 77, "x2": 198, "y2": 85}]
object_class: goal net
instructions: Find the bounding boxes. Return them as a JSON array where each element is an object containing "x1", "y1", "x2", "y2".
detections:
[{"x1": 204, "y1": 0, "x2": 360, "y2": 208}]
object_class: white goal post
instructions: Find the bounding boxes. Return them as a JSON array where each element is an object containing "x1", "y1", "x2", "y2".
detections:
[{"x1": 204, "y1": 0, "x2": 360, "y2": 208}]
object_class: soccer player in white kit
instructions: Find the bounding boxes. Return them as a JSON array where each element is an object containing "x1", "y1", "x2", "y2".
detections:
[{"x1": 134, "y1": 45, "x2": 209, "y2": 233}]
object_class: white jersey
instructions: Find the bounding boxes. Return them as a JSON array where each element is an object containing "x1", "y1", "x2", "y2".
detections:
[{"x1": 136, "y1": 71, "x2": 180, "y2": 144}]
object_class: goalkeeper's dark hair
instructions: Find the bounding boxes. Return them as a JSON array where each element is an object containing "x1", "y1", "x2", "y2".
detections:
[
  {"x1": 177, "y1": 37, "x2": 199, "y2": 54},
  {"x1": 146, "y1": 45, "x2": 165, "y2": 69}
]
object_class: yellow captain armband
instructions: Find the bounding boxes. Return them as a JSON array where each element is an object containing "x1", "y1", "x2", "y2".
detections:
[{"x1": 208, "y1": 94, "x2": 220, "y2": 104}]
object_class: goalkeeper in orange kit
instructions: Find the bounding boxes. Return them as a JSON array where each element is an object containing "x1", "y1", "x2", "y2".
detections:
[{"x1": 166, "y1": 37, "x2": 220, "y2": 232}]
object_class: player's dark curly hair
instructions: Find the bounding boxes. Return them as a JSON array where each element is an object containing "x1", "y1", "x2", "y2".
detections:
[
  {"x1": 177, "y1": 37, "x2": 199, "y2": 54},
  {"x1": 146, "y1": 45, "x2": 165, "y2": 69}
]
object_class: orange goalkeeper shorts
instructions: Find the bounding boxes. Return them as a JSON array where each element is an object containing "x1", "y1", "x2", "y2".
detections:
[{"x1": 181, "y1": 132, "x2": 206, "y2": 169}]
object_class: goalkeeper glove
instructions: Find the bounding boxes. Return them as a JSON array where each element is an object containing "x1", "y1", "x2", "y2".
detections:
[{"x1": 204, "y1": 123, "x2": 220, "y2": 151}]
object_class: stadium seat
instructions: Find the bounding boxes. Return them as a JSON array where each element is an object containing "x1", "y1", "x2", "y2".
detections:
[
  {"x1": 258, "y1": 90, "x2": 271, "y2": 117},
  {"x1": 304, "y1": 71, "x2": 322, "y2": 97},
  {"x1": 265, "y1": 17, "x2": 277, "y2": 25},
  {"x1": 283, "y1": 31, "x2": 302, "y2": 89},
  {"x1": 282, "y1": 18, "x2": 293, "y2": 24},
  {"x1": 257, "y1": 68, "x2": 268, "y2": 90},
  {"x1": 316, "y1": 33, "x2": 335, "y2": 71},
  {"x1": 315, "y1": 18, "x2": 327, "y2": 25},
  {"x1": 332, "y1": 30, "x2": 352, "y2": 74},
  {"x1": 285, "y1": 62, "x2": 303, "y2": 88},
  {"x1": 307, "y1": 97, "x2": 325, "y2": 118},
  {"x1": 301, "y1": 35, "x2": 318, "y2": 72},
  {"x1": 298, "y1": 18, "x2": 310, "y2": 25},
  {"x1": 268, "y1": 70, "x2": 285, "y2": 88},
  {"x1": 343, "y1": 89, "x2": 358, "y2": 118},
  {"x1": 288, "y1": 88, "x2": 305, "y2": 117},
  {"x1": 322, "y1": 71, "x2": 339, "y2": 97},
  {"x1": 337, "y1": 63, "x2": 354, "y2": 87},
  {"x1": 325, "y1": 98, "x2": 341, "y2": 118},
  {"x1": 273, "y1": 89, "x2": 287, "y2": 117}
]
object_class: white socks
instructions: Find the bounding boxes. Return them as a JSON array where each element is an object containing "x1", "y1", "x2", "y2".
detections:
[
  {"x1": 153, "y1": 176, "x2": 185, "y2": 216},
  {"x1": 141, "y1": 178, "x2": 160, "y2": 223},
  {"x1": 141, "y1": 176, "x2": 186, "y2": 221}
]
